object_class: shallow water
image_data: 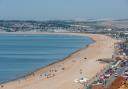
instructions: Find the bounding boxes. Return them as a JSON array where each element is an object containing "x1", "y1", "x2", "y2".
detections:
[{"x1": 0, "y1": 34, "x2": 93, "y2": 82}]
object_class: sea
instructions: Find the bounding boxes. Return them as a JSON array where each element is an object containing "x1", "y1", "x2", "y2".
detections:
[{"x1": 0, "y1": 34, "x2": 93, "y2": 82}]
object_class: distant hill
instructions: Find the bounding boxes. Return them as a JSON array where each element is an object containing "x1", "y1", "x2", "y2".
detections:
[{"x1": 0, "y1": 19, "x2": 128, "y2": 32}]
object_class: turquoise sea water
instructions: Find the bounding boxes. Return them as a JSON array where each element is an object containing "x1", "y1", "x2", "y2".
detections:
[{"x1": 0, "y1": 34, "x2": 93, "y2": 82}]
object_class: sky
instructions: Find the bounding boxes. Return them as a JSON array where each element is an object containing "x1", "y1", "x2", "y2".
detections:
[{"x1": 0, "y1": 0, "x2": 128, "y2": 21}]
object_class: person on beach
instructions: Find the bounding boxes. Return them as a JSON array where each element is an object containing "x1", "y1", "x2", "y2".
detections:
[
  {"x1": 80, "y1": 69, "x2": 82, "y2": 74},
  {"x1": 0, "y1": 85, "x2": 4, "y2": 88}
]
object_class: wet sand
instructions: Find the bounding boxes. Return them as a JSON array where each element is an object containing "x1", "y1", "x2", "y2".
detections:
[{"x1": 0, "y1": 32, "x2": 118, "y2": 89}]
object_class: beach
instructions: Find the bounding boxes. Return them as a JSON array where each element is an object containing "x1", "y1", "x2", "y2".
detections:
[{"x1": 0, "y1": 33, "x2": 117, "y2": 89}]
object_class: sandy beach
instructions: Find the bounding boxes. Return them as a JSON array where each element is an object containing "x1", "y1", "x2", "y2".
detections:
[{"x1": 0, "y1": 32, "x2": 118, "y2": 89}]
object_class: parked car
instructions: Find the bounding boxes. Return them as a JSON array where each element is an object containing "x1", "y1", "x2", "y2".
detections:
[
  {"x1": 124, "y1": 70, "x2": 128, "y2": 75},
  {"x1": 114, "y1": 73, "x2": 118, "y2": 77},
  {"x1": 104, "y1": 73, "x2": 111, "y2": 78},
  {"x1": 123, "y1": 74, "x2": 128, "y2": 79}
]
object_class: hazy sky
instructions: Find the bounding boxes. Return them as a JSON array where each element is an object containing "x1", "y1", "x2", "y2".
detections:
[{"x1": 0, "y1": 0, "x2": 128, "y2": 20}]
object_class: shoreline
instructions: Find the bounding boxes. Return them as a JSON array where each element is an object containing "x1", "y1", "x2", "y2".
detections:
[
  {"x1": 0, "y1": 32, "x2": 118, "y2": 89},
  {"x1": 0, "y1": 40, "x2": 93, "y2": 84},
  {"x1": 0, "y1": 32, "x2": 94, "y2": 84}
]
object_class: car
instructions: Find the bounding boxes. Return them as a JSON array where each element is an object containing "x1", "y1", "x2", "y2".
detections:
[
  {"x1": 105, "y1": 68, "x2": 114, "y2": 75},
  {"x1": 114, "y1": 73, "x2": 118, "y2": 77},
  {"x1": 99, "y1": 75, "x2": 105, "y2": 79},
  {"x1": 104, "y1": 73, "x2": 111, "y2": 78},
  {"x1": 124, "y1": 70, "x2": 128, "y2": 75},
  {"x1": 93, "y1": 80, "x2": 103, "y2": 84},
  {"x1": 122, "y1": 74, "x2": 128, "y2": 79}
]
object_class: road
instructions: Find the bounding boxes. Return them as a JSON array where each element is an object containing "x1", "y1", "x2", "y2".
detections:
[{"x1": 85, "y1": 60, "x2": 128, "y2": 89}]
